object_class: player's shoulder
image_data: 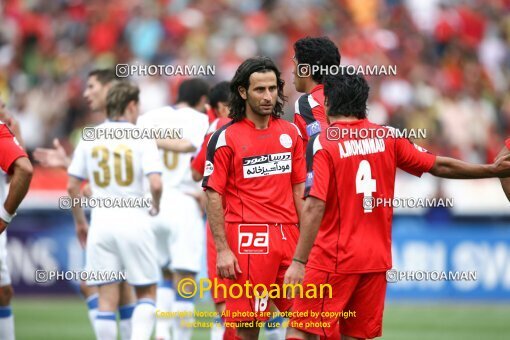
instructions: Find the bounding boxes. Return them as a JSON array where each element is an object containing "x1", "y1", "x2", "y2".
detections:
[
  {"x1": 207, "y1": 117, "x2": 232, "y2": 134},
  {"x1": 505, "y1": 138, "x2": 510, "y2": 150},
  {"x1": 207, "y1": 120, "x2": 235, "y2": 151},
  {"x1": 274, "y1": 118, "x2": 303, "y2": 139},
  {"x1": 294, "y1": 92, "x2": 321, "y2": 115}
]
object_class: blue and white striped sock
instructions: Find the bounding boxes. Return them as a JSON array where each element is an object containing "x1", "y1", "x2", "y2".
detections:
[
  {"x1": 95, "y1": 311, "x2": 117, "y2": 340},
  {"x1": 0, "y1": 306, "x2": 14, "y2": 340},
  {"x1": 86, "y1": 293, "x2": 99, "y2": 329},
  {"x1": 118, "y1": 303, "x2": 135, "y2": 340},
  {"x1": 131, "y1": 299, "x2": 156, "y2": 340}
]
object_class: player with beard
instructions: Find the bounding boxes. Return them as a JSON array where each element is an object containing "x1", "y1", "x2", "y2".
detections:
[{"x1": 203, "y1": 57, "x2": 306, "y2": 340}]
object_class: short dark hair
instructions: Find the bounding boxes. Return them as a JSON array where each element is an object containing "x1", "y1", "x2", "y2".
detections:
[
  {"x1": 323, "y1": 74, "x2": 369, "y2": 119},
  {"x1": 176, "y1": 78, "x2": 210, "y2": 107},
  {"x1": 294, "y1": 36, "x2": 341, "y2": 83},
  {"x1": 209, "y1": 81, "x2": 230, "y2": 109},
  {"x1": 229, "y1": 57, "x2": 286, "y2": 122},
  {"x1": 106, "y1": 82, "x2": 139, "y2": 118},
  {"x1": 88, "y1": 69, "x2": 118, "y2": 85}
]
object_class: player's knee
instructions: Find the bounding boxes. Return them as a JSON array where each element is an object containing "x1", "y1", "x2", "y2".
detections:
[
  {"x1": 162, "y1": 268, "x2": 173, "y2": 281},
  {"x1": 79, "y1": 281, "x2": 97, "y2": 298},
  {"x1": 135, "y1": 284, "x2": 157, "y2": 300},
  {"x1": 13, "y1": 157, "x2": 33, "y2": 179},
  {"x1": 0, "y1": 285, "x2": 14, "y2": 306}
]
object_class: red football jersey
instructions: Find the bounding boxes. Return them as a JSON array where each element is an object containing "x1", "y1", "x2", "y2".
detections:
[
  {"x1": 203, "y1": 117, "x2": 306, "y2": 223},
  {"x1": 294, "y1": 84, "x2": 327, "y2": 144},
  {"x1": 0, "y1": 124, "x2": 27, "y2": 174},
  {"x1": 506, "y1": 138, "x2": 510, "y2": 150},
  {"x1": 305, "y1": 119, "x2": 436, "y2": 273},
  {"x1": 191, "y1": 117, "x2": 231, "y2": 175}
]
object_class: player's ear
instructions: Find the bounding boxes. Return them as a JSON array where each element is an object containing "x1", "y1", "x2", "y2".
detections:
[{"x1": 238, "y1": 86, "x2": 247, "y2": 100}]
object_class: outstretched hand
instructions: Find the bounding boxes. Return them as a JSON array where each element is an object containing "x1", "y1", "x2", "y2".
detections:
[
  {"x1": 493, "y1": 152, "x2": 510, "y2": 178},
  {"x1": 34, "y1": 139, "x2": 69, "y2": 168}
]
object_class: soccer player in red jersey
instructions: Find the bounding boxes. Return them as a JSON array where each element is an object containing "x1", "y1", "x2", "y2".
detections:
[
  {"x1": 203, "y1": 57, "x2": 306, "y2": 340},
  {"x1": 284, "y1": 73, "x2": 510, "y2": 340},
  {"x1": 292, "y1": 37, "x2": 341, "y2": 145},
  {"x1": 190, "y1": 81, "x2": 233, "y2": 340},
  {"x1": 497, "y1": 138, "x2": 510, "y2": 201},
  {"x1": 192, "y1": 81, "x2": 231, "y2": 182},
  {"x1": 0, "y1": 101, "x2": 33, "y2": 340}
]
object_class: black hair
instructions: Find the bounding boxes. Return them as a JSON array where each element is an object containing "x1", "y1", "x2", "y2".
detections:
[
  {"x1": 209, "y1": 81, "x2": 230, "y2": 109},
  {"x1": 229, "y1": 57, "x2": 286, "y2": 122},
  {"x1": 293, "y1": 36, "x2": 341, "y2": 83},
  {"x1": 88, "y1": 69, "x2": 118, "y2": 85},
  {"x1": 176, "y1": 78, "x2": 210, "y2": 107},
  {"x1": 323, "y1": 74, "x2": 369, "y2": 119},
  {"x1": 106, "y1": 82, "x2": 139, "y2": 118}
]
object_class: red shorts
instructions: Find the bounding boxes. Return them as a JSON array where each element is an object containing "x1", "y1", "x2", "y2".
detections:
[
  {"x1": 206, "y1": 221, "x2": 227, "y2": 304},
  {"x1": 0, "y1": 124, "x2": 26, "y2": 173},
  {"x1": 223, "y1": 223, "x2": 298, "y2": 322},
  {"x1": 291, "y1": 267, "x2": 386, "y2": 339}
]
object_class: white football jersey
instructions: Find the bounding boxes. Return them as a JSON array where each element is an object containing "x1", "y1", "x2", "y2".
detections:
[
  {"x1": 137, "y1": 106, "x2": 208, "y2": 194},
  {"x1": 68, "y1": 121, "x2": 163, "y2": 200}
]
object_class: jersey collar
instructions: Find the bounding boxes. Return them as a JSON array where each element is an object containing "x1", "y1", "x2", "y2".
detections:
[
  {"x1": 330, "y1": 118, "x2": 367, "y2": 126},
  {"x1": 310, "y1": 84, "x2": 324, "y2": 95},
  {"x1": 242, "y1": 116, "x2": 274, "y2": 129}
]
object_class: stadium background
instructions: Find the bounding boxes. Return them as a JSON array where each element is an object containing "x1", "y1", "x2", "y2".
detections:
[{"x1": 1, "y1": 0, "x2": 510, "y2": 339}]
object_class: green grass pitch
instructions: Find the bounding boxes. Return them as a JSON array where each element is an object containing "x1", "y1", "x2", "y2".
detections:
[{"x1": 11, "y1": 297, "x2": 510, "y2": 339}]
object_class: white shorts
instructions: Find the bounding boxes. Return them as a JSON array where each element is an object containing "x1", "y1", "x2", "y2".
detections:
[
  {"x1": 152, "y1": 189, "x2": 204, "y2": 274},
  {"x1": 0, "y1": 233, "x2": 11, "y2": 286},
  {"x1": 86, "y1": 208, "x2": 159, "y2": 286}
]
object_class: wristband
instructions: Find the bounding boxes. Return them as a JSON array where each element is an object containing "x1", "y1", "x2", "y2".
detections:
[
  {"x1": 0, "y1": 206, "x2": 16, "y2": 224},
  {"x1": 293, "y1": 258, "x2": 307, "y2": 265}
]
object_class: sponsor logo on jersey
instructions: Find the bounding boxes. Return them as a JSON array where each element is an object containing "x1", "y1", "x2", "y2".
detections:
[
  {"x1": 306, "y1": 120, "x2": 321, "y2": 137},
  {"x1": 242, "y1": 152, "x2": 292, "y2": 178},
  {"x1": 204, "y1": 161, "x2": 214, "y2": 176},
  {"x1": 279, "y1": 133, "x2": 292, "y2": 148},
  {"x1": 238, "y1": 224, "x2": 269, "y2": 254}
]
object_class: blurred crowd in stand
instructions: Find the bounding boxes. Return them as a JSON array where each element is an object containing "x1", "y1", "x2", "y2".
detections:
[{"x1": 1, "y1": 0, "x2": 510, "y2": 164}]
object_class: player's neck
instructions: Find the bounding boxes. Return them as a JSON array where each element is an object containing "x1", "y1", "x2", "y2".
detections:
[
  {"x1": 304, "y1": 80, "x2": 319, "y2": 94},
  {"x1": 245, "y1": 110, "x2": 270, "y2": 129},
  {"x1": 174, "y1": 102, "x2": 189, "y2": 110},
  {"x1": 329, "y1": 115, "x2": 361, "y2": 123}
]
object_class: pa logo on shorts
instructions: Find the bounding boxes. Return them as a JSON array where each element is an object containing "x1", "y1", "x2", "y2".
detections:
[{"x1": 238, "y1": 224, "x2": 269, "y2": 254}]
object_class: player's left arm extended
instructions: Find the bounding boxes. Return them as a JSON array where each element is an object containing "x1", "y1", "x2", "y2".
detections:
[
  {"x1": 67, "y1": 176, "x2": 88, "y2": 247},
  {"x1": 292, "y1": 182, "x2": 305, "y2": 225},
  {"x1": 496, "y1": 146, "x2": 510, "y2": 201},
  {"x1": 429, "y1": 154, "x2": 510, "y2": 179}
]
